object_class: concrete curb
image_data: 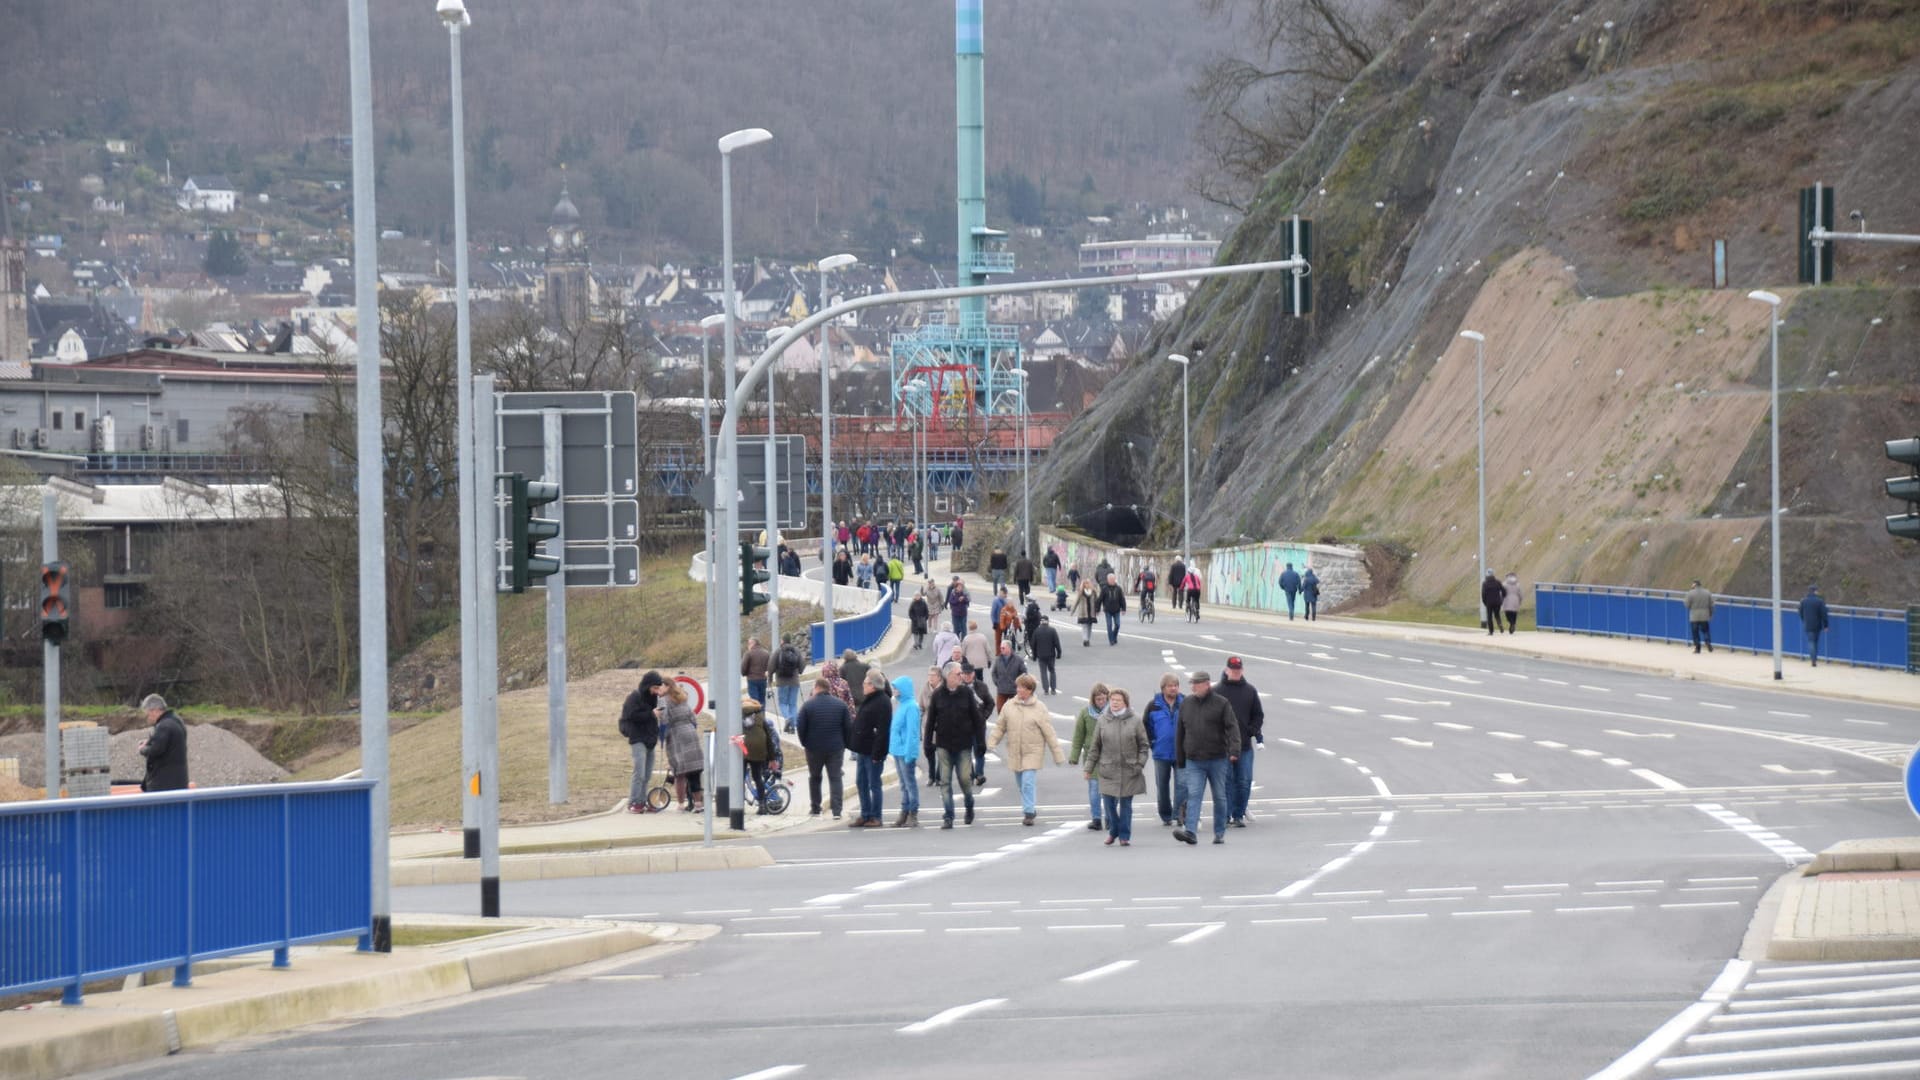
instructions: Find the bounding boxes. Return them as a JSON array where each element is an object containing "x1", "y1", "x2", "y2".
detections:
[
  {"x1": 391, "y1": 842, "x2": 773, "y2": 886},
  {"x1": 0, "y1": 921, "x2": 673, "y2": 1080}
]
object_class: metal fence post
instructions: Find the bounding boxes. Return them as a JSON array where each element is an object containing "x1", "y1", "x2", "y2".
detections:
[
  {"x1": 174, "y1": 801, "x2": 193, "y2": 988},
  {"x1": 61, "y1": 810, "x2": 81, "y2": 1006},
  {"x1": 275, "y1": 793, "x2": 291, "y2": 968}
]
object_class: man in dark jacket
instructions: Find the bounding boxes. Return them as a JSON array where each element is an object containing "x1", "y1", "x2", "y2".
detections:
[
  {"x1": 832, "y1": 550, "x2": 853, "y2": 587},
  {"x1": 1279, "y1": 564, "x2": 1302, "y2": 619},
  {"x1": 741, "y1": 638, "x2": 770, "y2": 710},
  {"x1": 849, "y1": 670, "x2": 893, "y2": 827},
  {"x1": 1799, "y1": 585, "x2": 1831, "y2": 667},
  {"x1": 1301, "y1": 568, "x2": 1321, "y2": 620},
  {"x1": 1168, "y1": 558, "x2": 1187, "y2": 608},
  {"x1": 1481, "y1": 572, "x2": 1505, "y2": 635},
  {"x1": 1215, "y1": 657, "x2": 1265, "y2": 827},
  {"x1": 1030, "y1": 616, "x2": 1063, "y2": 695},
  {"x1": 1098, "y1": 573, "x2": 1128, "y2": 645},
  {"x1": 138, "y1": 694, "x2": 189, "y2": 792},
  {"x1": 960, "y1": 663, "x2": 994, "y2": 785},
  {"x1": 840, "y1": 649, "x2": 870, "y2": 706},
  {"x1": 1173, "y1": 671, "x2": 1239, "y2": 846},
  {"x1": 1042, "y1": 547, "x2": 1061, "y2": 593},
  {"x1": 619, "y1": 672, "x2": 665, "y2": 812},
  {"x1": 1012, "y1": 553, "x2": 1035, "y2": 604},
  {"x1": 795, "y1": 678, "x2": 853, "y2": 817},
  {"x1": 988, "y1": 547, "x2": 1009, "y2": 590},
  {"x1": 990, "y1": 640, "x2": 1028, "y2": 710},
  {"x1": 922, "y1": 664, "x2": 986, "y2": 828}
]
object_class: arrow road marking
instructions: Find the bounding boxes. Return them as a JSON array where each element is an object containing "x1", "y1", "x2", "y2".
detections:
[
  {"x1": 1493, "y1": 773, "x2": 1528, "y2": 785},
  {"x1": 899, "y1": 998, "x2": 1007, "y2": 1034},
  {"x1": 1762, "y1": 765, "x2": 1838, "y2": 776}
]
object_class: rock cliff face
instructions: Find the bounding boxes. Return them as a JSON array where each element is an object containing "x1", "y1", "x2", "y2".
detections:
[{"x1": 1036, "y1": 0, "x2": 1920, "y2": 611}]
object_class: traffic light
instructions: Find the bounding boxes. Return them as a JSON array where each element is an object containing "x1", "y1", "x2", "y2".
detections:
[
  {"x1": 1888, "y1": 437, "x2": 1920, "y2": 541},
  {"x1": 508, "y1": 473, "x2": 562, "y2": 592},
  {"x1": 740, "y1": 540, "x2": 771, "y2": 616},
  {"x1": 39, "y1": 561, "x2": 70, "y2": 644},
  {"x1": 1282, "y1": 213, "x2": 1313, "y2": 316},
  {"x1": 1798, "y1": 184, "x2": 1834, "y2": 285}
]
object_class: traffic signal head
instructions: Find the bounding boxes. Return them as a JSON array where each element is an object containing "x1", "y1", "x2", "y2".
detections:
[
  {"x1": 1283, "y1": 215, "x2": 1313, "y2": 316},
  {"x1": 509, "y1": 473, "x2": 562, "y2": 592},
  {"x1": 1888, "y1": 437, "x2": 1920, "y2": 541},
  {"x1": 740, "y1": 540, "x2": 771, "y2": 615},
  {"x1": 1799, "y1": 184, "x2": 1835, "y2": 285},
  {"x1": 39, "y1": 560, "x2": 70, "y2": 644}
]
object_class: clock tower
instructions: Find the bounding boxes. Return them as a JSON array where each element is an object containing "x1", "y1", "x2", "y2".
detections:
[{"x1": 544, "y1": 172, "x2": 589, "y2": 327}]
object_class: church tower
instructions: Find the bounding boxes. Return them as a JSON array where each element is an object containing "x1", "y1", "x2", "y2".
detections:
[
  {"x1": 544, "y1": 172, "x2": 589, "y2": 327},
  {"x1": 0, "y1": 184, "x2": 28, "y2": 364}
]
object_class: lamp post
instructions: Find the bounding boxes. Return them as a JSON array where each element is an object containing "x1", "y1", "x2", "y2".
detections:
[
  {"x1": 699, "y1": 311, "x2": 726, "y2": 698},
  {"x1": 435, "y1": 0, "x2": 482, "y2": 863},
  {"x1": 764, "y1": 326, "x2": 787, "y2": 660},
  {"x1": 1166, "y1": 354, "x2": 1190, "y2": 558},
  {"x1": 1747, "y1": 290, "x2": 1785, "y2": 680},
  {"x1": 716, "y1": 126, "x2": 770, "y2": 831},
  {"x1": 1459, "y1": 329, "x2": 1487, "y2": 622},
  {"x1": 817, "y1": 253, "x2": 857, "y2": 661},
  {"x1": 1009, "y1": 367, "x2": 1030, "y2": 558}
]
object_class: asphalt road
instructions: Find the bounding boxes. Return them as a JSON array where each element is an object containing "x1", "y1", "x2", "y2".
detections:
[{"x1": 86, "y1": 606, "x2": 1920, "y2": 1080}]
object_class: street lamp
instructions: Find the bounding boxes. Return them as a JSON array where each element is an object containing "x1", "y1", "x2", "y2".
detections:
[
  {"x1": 1009, "y1": 367, "x2": 1030, "y2": 558},
  {"x1": 1166, "y1": 354, "x2": 1190, "y2": 558},
  {"x1": 698, "y1": 311, "x2": 726, "y2": 696},
  {"x1": 1459, "y1": 329, "x2": 1487, "y2": 623},
  {"x1": 763, "y1": 324, "x2": 793, "y2": 661},
  {"x1": 817, "y1": 253, "x2": 856, "y2": 661},
  {"x1": 1747, "y1": 290, "x2": 1785, "y2": 680},
  {"x1": 715, "y1": 126, "x2": 770, "y2": 831}
]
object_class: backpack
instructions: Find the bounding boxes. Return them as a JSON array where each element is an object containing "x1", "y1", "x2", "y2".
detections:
[{"x1": 775, "y1": 643, "x2": 803, "y2": 677}]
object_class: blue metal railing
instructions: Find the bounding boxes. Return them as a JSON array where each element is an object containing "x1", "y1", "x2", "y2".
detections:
[
  {"x1": 1534, "y1": 583, "x2": 1911, "y2": 671},
  {"x1": 1, "y1": 781, "x2": 375, "y2": 1004},
  {"x1": 813, "y1": 585, "x2": 896, "y2": 659}
]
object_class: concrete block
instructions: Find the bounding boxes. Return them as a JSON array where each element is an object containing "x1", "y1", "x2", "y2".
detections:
[
  {"x1": 0, "y1": 1014, "x2": 171, "y2": 1080},
  {"x1": 1807, "y1": 838, "x2": 1920, "y2": 875},
  {"x1": 464, "y1": 929, "x2": 654, "y2": 991},
  {"x1": 167, "y1": 958, "x2": 472, "y2": 1048}
]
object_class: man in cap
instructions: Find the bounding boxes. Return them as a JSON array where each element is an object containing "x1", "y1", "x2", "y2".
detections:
[
  {"x1": 1172, "y1": 670, "x2": 1238, "y2": 845},
  {"x1": 1215, "y1": 657, "x2": 1265, "y2": 827}
]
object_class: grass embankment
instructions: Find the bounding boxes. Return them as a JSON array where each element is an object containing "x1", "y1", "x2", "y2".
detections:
[{"x1": 301, "y1": 549, "x2": 822, "y2": 829}]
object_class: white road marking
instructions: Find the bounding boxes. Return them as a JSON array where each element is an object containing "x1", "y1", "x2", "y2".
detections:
[
  {"x1": 1688, "y1": 877, "x2": 1759, "y2": 883},
  {"x1": 898, "y1": 998, "x2": 1007, "y2": 1034},
  {"x1": 732, "y1": 916, "x2": 803, "y2": 924},
  {"x1": 1408, "y1": 886, "x2": 1478, "y2": 894},
  {"x1": 1171, "y1": 923, "x2": 1225, "y2": 945},
  {"x1": 1392, "y1": 737, "x2": 1434, "y2": 748},
  {"x1": 1453, "y1": 909, "x2": 1530, "y2": 918},
  {"x1": 1631, "y1": 768, "x2": 1688, "y2": 791},
  {"x1": 1596, "y1": 880, "x2": 1664, "y2": 887},
  {"x1": 1371, "y1": 777, "x2": 1394, "y2": 796},
  {"x1": 1330, "y1": 705, "x2": 1366, "y2": 714},
  {"x1": 1283, "y1": 697, "x2": 1317, "y2": 706},
  {"x1": 1487, "y1": 731, "x2": 1525, "y2": 740},
  {"x1": 1556, "y1": 906, "x2": 1633, "y2": 914},
  {"x1": 1767, "y1": 710, "x2": 1811, "y2": 719},
  {"x1": 1538, "y1": 678, "x2": 1568, "y2": 686},
  {"x1": 1635, "y1": 693, "x2": 1672, "y2": 701},
  {"x1": 1062, "y1": 960, "x2": 1137, "y2": 983},
  {"x1": 1699, "y1": 702, "x2": 1735, "y2": 710},
  {"x1": 730, "y1": 1066, "x2": 806, "y2": 1080},
  {"x1": 1353, "y1": 913, "x2": 1428, "y2": 922},
  {"x1": 1434, "y1": 721, "x2": 1474, "y2": 731},
  {"x1": 944, "y1": 927, "x2": 1019, "y2": 935},
  {"x1": 1442, "y1": 675, "x2": 1483, "y2": 684},
  {"x1": 1492, "y1": 773, "x2": 1527, "y2": 785},
  {"x1": 803, "y1": 894, "x2": 856, "y2": 906},
  {"x1": 847, "y1": 928, "x2": 926, "y2": 937},
  {"x1": 1503, "y1": 883, "x2": 1571, "y2": 890},
  {"x1": 1605, "y1": 729, "x2": 1676, "y2": 739},
  {"x1": 1602, "y1": 757, "x2": 1633, "y2": 767},
  {"x1": 1571, "y1": 748, "x2": 1603, "y2": 757},
  {"x1": 1660, "y1": 901, "x2": 1742, "y2": 909},
  {"x1": 687, "y1": 908, "x2": 752, "y2": 915},
  {"x1": 1534, "y1": 740, "x2": 1568, "y2": 749},
  {"x1": 1381, "y1": 714, "x2": 1421, "y2": 722},
  {"x1": 1763, "y1": 765, "x2": 1838, "y2": 776},
  {"x1": 1578, "y1": 685, "x2": 1611, "y2": 693},
  {"x1": 740, "y1": 931, "x2": 823, "y2": 939},
  {"x1": 1499, "y1": 672, "x2": 1530, "y2": 681},
  {"x1": 1133, "y1": 896, "x2": 1202, "y2": 903},
  {"x1": 1252, "y1": 917, "x2": 1328, "y2": 925},
  {"x1": 1844, "y1": 717, "x2": 1889, "y2": 726}
]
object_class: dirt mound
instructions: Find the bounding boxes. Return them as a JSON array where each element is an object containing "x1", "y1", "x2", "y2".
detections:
[{"x1": 0, "y1": 722, "x2": 288, "y2": 791}]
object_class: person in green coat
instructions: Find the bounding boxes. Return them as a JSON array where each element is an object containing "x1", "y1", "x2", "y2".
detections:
[
  {"x1": 1069, "y1": 682, "x2": 1110, "y2": 831},
  {"x1": 1083, "y1": 688, "x2": 1151, "y2": 845}
]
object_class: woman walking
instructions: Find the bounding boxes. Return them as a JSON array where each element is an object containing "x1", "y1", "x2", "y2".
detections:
[
  {"x1": 1501, "y1": 572, "x2": 1523, "y2": 634},
  {"x1": 1068, "y1": 683, "x2": 1110, "y2": 831},
  {"x1": 619, "y1": 671, "x2": 665, "y2": 813},
  {"x1": 989, "y1": 674, "x2": 1065, "y2": 826},
  {"x1": 889, "y1": 674, "x2": 923, "y2": 827},
  {"x1": 821, "y1": 659, "x2": 858, "y2": 715},
  {"x1": 1083, "y1": 688, "x2": 1150, "y2": 846},
  {"x1": 660, "y1": 679, "x2": 705, "y2": 812},
  {"x1": 1070, "y1": 580, "x2": 1099, "y2": 646}
]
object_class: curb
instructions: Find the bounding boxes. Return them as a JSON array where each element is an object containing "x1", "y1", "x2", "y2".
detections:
[
  {"x1": 391, "y1": 843, "x2": 773, "y2": 886},
  {"x1": 0, "y1": 922, "x2": 671, "y2": 1080}
]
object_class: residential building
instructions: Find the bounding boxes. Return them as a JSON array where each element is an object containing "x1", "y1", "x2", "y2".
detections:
[
  {"x1": 179, "y1": 176, "x2": 237, "y2": 214},
  {"x1": 1076, "y1": 233, "x2": 1220, "y2": 275}
]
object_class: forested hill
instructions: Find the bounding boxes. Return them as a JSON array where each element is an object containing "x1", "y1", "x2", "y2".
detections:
[{"x1": 0, "y1": 0, "x2": 1233, "y2": 254}]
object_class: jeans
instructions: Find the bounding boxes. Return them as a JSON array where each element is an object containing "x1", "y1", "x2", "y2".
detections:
[
  {"x1": 991, "y1": 570, "x2": 1006, "y2": 590},
  {"x1": 1689, "y1": 620, "x2": 1712, "y2": 652},
  {"x1": 628, "y1": 742, "x2": 655, "y2": 807},
  {"x1": 1038, "y1": 659, "x2": 1057, "y2": 694},
  {"x1": 894, "y1": 754, "x2": 920, "y2": 816},
  {"x1": 1807, "y1": 630, "x2": 1824, "y2": 666},
  {"x1": 937, "y1": 747, "x2": 975, "y2": 822},
  {"x1": 1485, "y1": 603, "x2": 1501, "y2": 634},
  {"x1": 806, "y1": 748, "x2": 844, "y2": 815},
  {"x1": 1085, "y1": 777, "x2": 1102, "y2": 822},
  {"x1": 1181, "y1": 757, "x2": 1233, "y2": 838},
  {"x1": 1081, "y1": 621, "x2": 1093, "y2": 645},
  {"x1": 1016, "y1": 769, "x2": 1039, "y2": 815},
  {"x1": 1284, "y1": 591, "x2": 1298, "y2": 619},
  {"x1": 855, "y1": 755, "x2": 884, "y2": 822},
  {"x1": 1229, "y1": 745, "x2": 1256, "y2": 820},
  {"x1": 1154, "y1": 759, "x2": 1179, "y2": 824},
  {"x1": 747, "y1": 758, "x2": 770, "y2": 808},
  {"x1": 1304, "y1": 596, "x2": 1317, "y2": 620},
  {"x1": 1102, "y1": 794, "x2": 1134, "y2": 842},
  {"x1": 1104, "y1": 611, "x2": 1121, "y2": 644},
  {"x1": 952, "y1": 612, "x2": 968, "y2": 637},
  {"x1": 746, "y1": 679, "x2": 767, "y2": 707},
  {"x1": 776, "y1": 684, "x2": 801, "y2": 727}
]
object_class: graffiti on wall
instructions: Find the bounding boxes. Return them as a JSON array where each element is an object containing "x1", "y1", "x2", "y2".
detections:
[{"x1": 1203, "y1": 543, "x2": 1314, "y2": 610}]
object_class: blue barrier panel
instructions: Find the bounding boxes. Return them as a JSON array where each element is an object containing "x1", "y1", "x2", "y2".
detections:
[
  {"x1": 1534, "y1": 584, "x2": 1911, "y2": 671},
  {"x1": 0, "y1": 781, "x2": 374, "y2": 1004},
  {"x1": 812, "y1": 586, "x2": 896, "y2": 659}
]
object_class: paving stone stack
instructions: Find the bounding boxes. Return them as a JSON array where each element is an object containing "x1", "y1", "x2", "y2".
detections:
[{"x1": 60, "y1": 723, "x2": 112, "y2": 797}]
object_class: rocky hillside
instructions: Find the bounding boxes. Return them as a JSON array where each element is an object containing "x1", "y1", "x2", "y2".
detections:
[{"x1": 1036, "y1": 0, "x2": 1920, "y2": 613}]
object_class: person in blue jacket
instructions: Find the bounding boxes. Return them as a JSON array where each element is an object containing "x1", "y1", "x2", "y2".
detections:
[
  {"x1": 1301, "y1": 568, "x2": 1321, "y2": 621},
  {"x1": 1142, "y1": 673, "x2": 1184, "y2": 826},
  {"x1": 1799, "y1": 585, "x2": 1831, "y2": 667},
  {"x1": 888, "y1": 675, "x2": 923, "y2": 827},
  {"x1": 1279, "y1": 563, "x2": 1303, "y2": 619}
]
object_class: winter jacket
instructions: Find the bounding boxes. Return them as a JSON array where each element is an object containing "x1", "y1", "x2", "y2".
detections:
[
  {"x1": 1302, "y1": 570, "x2": 1320, "y2": 601},
  {"x1": 661, "y1": 699, "x2": 704, "y2": 777},
  {"x1": 909, "y1": 597, "x2": 931, "y2": 634},
  {"x1": 619, "y1": 672, "x2": 665, "y2": 747},
  {"x1": 889, "y1": 676, "x2": 922, "y2": 761},
  {"x1": 1143, "y1": 693, "x2": 1182, "y2": 762},
  {"x1": 990, "y1": 595, "x2": 1007, "y2": 633},
  {"x1": 888, "y1": 558, "x2": 906, "y2": 585},
  {"x1": 1071, "y1": 587, "x2": 1098, "y2": 625},
  {"x1": 741, "y1": 706, "x2": 775, "y2": 764},
  {"x1": 966, "y1": 676, "x2": 994, "y2": 725},
  {"x1": 1686, "y1": 586, "x2": 1714, "y2": 622},
  {"x1": 821, "y1": 661, "x2": 857, "y2": 714},
  {"x1": 1043, "y1": 549, "x2": 1060, "y2": 570},
  {"x1": 1481, "y1": 575, "x2": 1505, "y2": 610},
  {"x1": 1084, "y1": 707, "x2": 1150, "y2": 798},
  {"x1": 741, "y1": 644, "x2": 770, "y2": 681},
  {"x1": 990, "y1": 696, "x2": 1065, "y2": 772},
  {"x1": 1168, "y1": 561, "x2": 1187, "y2": 597},
  {"x1": 796, "y1": 693, "x2": 852, "y2": 757},
  {"x1": 1030, "y1": 622, "x2": 1063, "y2": 661},
  {"x1": 772, "y1": 642, "x2": 805, "y2": 688},
  {"x1": 1068, "y1": 690, "x2": 1107, "y2": 765},
  {"x1": 841, "y1": 656, "x2": 871, "y2": 705},
  {"x1": 947, "y1": 585, "x2": 971, "y2": 623},
  {"x1": 1013, "y1": 557, "x2": 1034, "y2": 584},
  {"x1": 1024, "y1": 600, "x2": 1042, "y2": 636},
  {"x1": 1279, "y1": 567, "x2": 1302, "y2": 597},
  {"x1": 1215, "y1": 675, "x2": 1265, "y2": 752},
  {"x1": 932, "y1": 629, "x2": 962, "y2": 667},
  {"x1": 832, "y1": 558, "x2": 852, "y2": 586},
  {"x1": 140, "y1": 711, "x2": 190, "y2": 792},
  {"x1": 925, "y1": 683, "x2": 986, "y2": 755},
  {"x1": 1098, "y1": 582, "x2": 1128, "y2": 615},
  {"x1": 1175, "y1": 691, "x2": 1240, "y2": 766},
  {"x1": 1502, "y1": 574, "x2": 1522, "y2": 614},
  {"x1": 851, "y1": 687, "x2": 892, "y2": 763},
  {"x1": 990, "y1": 652, "x2": 1028, "y2": 696},
  {"x1": 961, "y1": 631, "x2": 993, "y2": 672},
  {"x1": 989, "y1": 551, "x2": 1009, "y2": 573},
  {"x1": 1799, "y1": 591, "x2": 1831, "y2": 634}
]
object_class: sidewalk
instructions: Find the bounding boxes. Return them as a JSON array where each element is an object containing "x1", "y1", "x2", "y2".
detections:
[{"x1": 0, "y1": 915, "x2": 702, "y2": 1080}]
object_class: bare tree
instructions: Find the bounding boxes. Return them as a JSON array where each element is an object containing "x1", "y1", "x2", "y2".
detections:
[{"x1": 477, "y1": 301, "x2": 652, "y2": 392}]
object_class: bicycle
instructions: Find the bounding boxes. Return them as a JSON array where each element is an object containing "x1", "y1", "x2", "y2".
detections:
[
  {"x1": 1185, "y1": 590, "x2": 1201, "y2": 622},
  {"x1": 1138, "y1": 589, "x2": 1156, "y2": 623},
  {"x1": 742, "y1": 764, "x2": 793, "y2": 816}
]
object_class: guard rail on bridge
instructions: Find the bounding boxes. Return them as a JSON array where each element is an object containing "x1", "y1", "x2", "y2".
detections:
[
  {"x1": 1, "y1": 780, "x2": 375, "y2": 1005},
  {"x1": 1534, "y1": 583, "x2": 1912, "y2": 671}
]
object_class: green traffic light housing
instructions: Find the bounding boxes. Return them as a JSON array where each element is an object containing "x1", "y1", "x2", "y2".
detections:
[
  {"x1": 1283, "y1": 214, "x2": 1312, "y2": 316},
  {"x1": 1888, "y1": 437, "x2": 1920, "y2": 541},
  {"x1": 740, "y1": 540, "x2": 771, "y2": 615},
  {"x1": 509, "y1": 473, "x2": 562, "y2": 592}
]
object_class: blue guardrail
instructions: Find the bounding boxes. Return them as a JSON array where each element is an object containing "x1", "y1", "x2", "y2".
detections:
[
  {"x1": 1, "y1": 780, "x2": 374, "y2": 1004},
  {"x1": 1534, "y1": 583, "x2": 1910, "y2": 671},
  {"x1": 813, "y1": 585, "x2": 896, "y2": 659}
]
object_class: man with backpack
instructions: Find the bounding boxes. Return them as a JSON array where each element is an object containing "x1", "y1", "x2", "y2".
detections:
[
  {"x1": 1042, "y1": 546, "x2": 1061, "y2": 593},
  {"x1": 772, "y1": 637, "x2": 806, "y2": 733}
]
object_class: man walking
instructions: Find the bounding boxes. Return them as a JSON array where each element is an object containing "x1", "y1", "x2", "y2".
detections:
[
  {"x1": 960, "y1": 662, "x2": 994, "y2": 786},
  {"x1": 990, "y1": 639, "x2": 1028, "y2": 712},
  {"x1": 1013, "y1": 550, "x2": 1035, "y2": 604},
  {"x1": 946, "y1": 576, "x2": 971, "y2": 637},
  {"x1": 849, "y1": 670, "x2": 892, "y2": 827},
  {"x1": 741, "y1": 637, "x2": 770, "y2": 710},
  {"x1": 1030, "y1": 615, "x2": 1062, "y2": 695},
  {"x1": 840, "y1": 648, "x2": 870, "y2": 708},
  {"x1": 962, "y1": 620, "x2": 993, "y2": 673},
  {"x1": 1215, "y1": 657, "x2": 1264, "y2": 827},
  {"x1": 923, "y1": 664, "x2": 986, "y2": 828},
  {"x1": 138, "y1": 694, "x2": 189, "y2": 792},
  {"x1": 1279, "y1": 563, "x2": 1302, "y2": 619},
  {"x1": 772, "y1": 636, "x2": 806, "y2": 733},
  {"x1": 1799, "y1": 585, "x2": 1831, "y2": 667},
  {"x1": 1301, "y1": 567, "x2": 1320, "y2": 620},
  {"x1": 795, "y1": 678, "x2": 852, "y2": 818},
  {"x1": 1042, "y1": 546, "x2": 1060, "y2": 593},
  {"x1": 1481, "y1": 571, "x2": 1505, "y2": 635},
  {"x1": 1173, "y1": 670, "x2": 1238, "y2": 846},
  {"x1": 1686, "y1": 580, "x2": 1714, "y2": 654},
  {"x1": 988, "y1": 547, "x2": 1009, "y2": 590},
  {"x1": 1098, "y1": 572, "x2": 1128, "y2": 645}
]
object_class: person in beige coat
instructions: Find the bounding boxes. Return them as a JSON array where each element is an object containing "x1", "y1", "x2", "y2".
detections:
[
  {"x1": 1083, "y1": 688, "x2": 1151, "y2": 845},
  {"x1": 989, "y1": 673, "x2": 1064, "y2": 825}
]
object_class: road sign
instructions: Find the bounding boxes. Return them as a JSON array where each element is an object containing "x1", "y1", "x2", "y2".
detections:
[
  {"x1": 718, "y1": 434, "x2": 808, "y2": 529},
  {"x1": 1907, "y1": 742, "x2": 1920, "y2": 821},
  {"x1": 495, "y1": 391, "x2": 640, "y2": 587}
]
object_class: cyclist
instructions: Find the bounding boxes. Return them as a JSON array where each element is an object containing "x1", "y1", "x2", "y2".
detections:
[
  {"x1": 1183, "y1": 566, "x2": 1203, "y2": 621},
  {"x1": 1134, "y1": 564, "x2": 1158, "y2": 620}
]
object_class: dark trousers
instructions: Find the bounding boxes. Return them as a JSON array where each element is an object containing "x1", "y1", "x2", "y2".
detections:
[
  {"x1": 806, "y1": 748, "x2": 844, "y2": 815},
  {"x1": 1154, "y1": 759, "x2": 1179, "y2": 824},
  {"x1": 1037, "y1": 659, "x2": 1057, "y2": 694},
  {"x1": 1690, "y1": 620, "x2": 1711, "y2": 652},
  {"x1": 1304, "y1": 596, "x2": 1317, "y2": 620},
  {"x1": 1017, "y1": 580, "x2": 1031, "y2": 603},
  {"x1": 1484, "y1": 603, "x2": 1501, "y2": 634},
  {"x1": 1503, "y1": 610, "x2": 1517, "y2": 633},
  {"x1": 747, "y1": 759, "x2": 770, "y2": 808}
]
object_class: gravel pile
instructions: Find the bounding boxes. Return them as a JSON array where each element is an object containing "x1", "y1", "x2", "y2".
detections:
[{"x1": 0, "y1": 723, "x2": 287, "y2": 790}]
